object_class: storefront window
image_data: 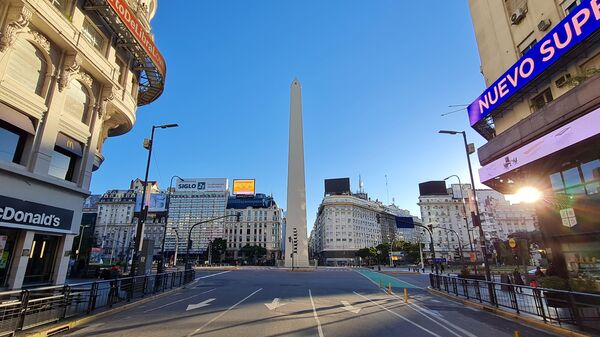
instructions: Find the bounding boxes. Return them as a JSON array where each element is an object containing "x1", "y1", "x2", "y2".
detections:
[
  {"x1": 581, "y1": 159, "x2": 600, "y2": 182},
  {"x1": 24, "y1": 234, "x2": 59, "y2": 285},
  {"x1": 0, "y1": 229, "x2": 18, "y2": 288}
]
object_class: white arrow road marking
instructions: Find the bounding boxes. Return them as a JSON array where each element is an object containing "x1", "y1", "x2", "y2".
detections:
[
  {"x1": 341, "y1": 301, "x2": 361, "y2": 314},
  {"x1": 188, "y1": 288, "x2": 263, "y2": 337},
  {"x1": 186, "y1": 298, "x2": 215, "y2": 311},
  {"x1": 143, "y1": 288, "x2": 216, "y2": 313},
  {"x1": 265, "y1": 298, "x2": 286, "y2": 310}
]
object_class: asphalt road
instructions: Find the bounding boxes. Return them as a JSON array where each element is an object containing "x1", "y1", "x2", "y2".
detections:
[{"x1": 63, "y1": 268, "x2": 554, "y2": 337}]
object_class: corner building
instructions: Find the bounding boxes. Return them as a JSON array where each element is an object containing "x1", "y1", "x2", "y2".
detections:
[
  {"x1": 0, "y1": 0, "x2": 165, "y2": 288},
  {"x1": 468, "y1": 0, "x2": 600, "y2": 278}
]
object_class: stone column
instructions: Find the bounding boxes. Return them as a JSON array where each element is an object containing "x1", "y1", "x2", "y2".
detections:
[{"x1": 284, "y1": 79, "x2": 309, "y2": 268}]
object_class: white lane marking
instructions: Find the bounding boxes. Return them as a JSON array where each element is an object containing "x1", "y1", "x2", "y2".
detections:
[
  {"x1": 143, "y1": 288, "x2": 216, "y2": 313},
  {"x1": 187, "y1": 288, "x2": 262, "y2": 337},
  {"x1": 195, "y1": 270, "x2": 231, "y2": 280},
  {"x1": 309, "y1": 289, "x2": 325, "y2": 337},
  {"x1": 265, "y1": 298, "x2": 286, "y2": 310},
  {"x1": 431, "y1": 299, "x2": 441, "y2": 303},
  {"x1": 408, "y1": 302, "x2": 478, "y2": 337},
  {"x1": 341, "y1": 300, "x2": 361, "y2": 314},
  {"x1": 186, "y1": 298, "x2": 216, "y2": 311},
  {"x1": 353, "y1": 292, "x2": 440, "y2": 337}
]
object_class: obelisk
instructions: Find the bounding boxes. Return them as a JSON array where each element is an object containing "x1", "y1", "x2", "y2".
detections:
[{"x1": 285, "y1": 78, "x2": 309, "y2": 268}]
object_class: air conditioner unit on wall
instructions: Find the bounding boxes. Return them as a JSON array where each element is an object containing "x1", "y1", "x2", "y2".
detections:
[
  {"x1": 538, "y1": 19, "x2": 552, "y2": 31},
  {"x1": 511, "y1": 7, "x2": 528, "y2": 25}
]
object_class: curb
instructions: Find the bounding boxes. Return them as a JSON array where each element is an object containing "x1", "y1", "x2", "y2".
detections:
[
  {"x1": 22, "y1": 279, "x2": 199, "y2": 337},
  {"x1": 427, "y1": 287, "x2": 591, "y2": 337}
]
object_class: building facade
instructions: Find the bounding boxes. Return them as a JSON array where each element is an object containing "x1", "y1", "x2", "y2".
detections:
[
  {"x1": 468, "y1": 0, "x2": 600, "y2": 278},
  {"x1": 0, "y1": 0, "x2": 165, "y2": 289},
  {"x1": 418, "y1": 182, "x2": 538, "y2": 262},
  {"x1": 223, "y1": 194, "x2": 282, "y2": 262},
  {"x1": 164, "y1": 178, "x2": 229, "y2": 259},
  {"x1": 311, "y1": 194, "x2": 388, "y2": 266}
]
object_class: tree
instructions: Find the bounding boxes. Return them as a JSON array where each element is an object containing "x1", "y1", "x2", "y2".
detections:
[
  {"x1": 210, "y1": 238, "x2": 227, "y2": 263},
  {"x1": 240, "y1": 244, "x2": 267, "y2": 265},
  {"x1": 356, "y1": 248, "x2": 373, "y2": 265},
  {"x1": 375, "y1": 244, "x2": 390, "y2": 264}
]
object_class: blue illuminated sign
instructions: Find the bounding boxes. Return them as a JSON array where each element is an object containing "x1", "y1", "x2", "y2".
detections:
[{"x1": 468, "y1": 0, "x2": 600, "y2": 126}]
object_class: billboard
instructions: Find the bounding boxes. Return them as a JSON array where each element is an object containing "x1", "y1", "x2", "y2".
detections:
[
  {"x1": 175, "y1": 178, "x2": 228, "y2": 192},
  {"x1": 233, "y1": 179, "x2": 255, "y2": 196},
  {"x1": 324, "y1": 178, "x2": 351, "y2": 196},
  {"x1": 395, "y1": 216, "x2": 415, "y2": 229},
  {"x1": 479, "y1": 106, "x2": 600, "y2": 184},
  {"x1": 418, "y1": 181, "x2": 447, "y2": 196},
  {"x1": 468, "y1": 0, "x2": 600, "y2": 126},
  {"x1": 135, "y1": 193, "x2": 167, "y2": 212}
]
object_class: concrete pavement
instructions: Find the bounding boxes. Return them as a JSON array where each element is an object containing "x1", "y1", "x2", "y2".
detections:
[{"x1": 61, "y1": 268, "x2": 555, "y2": 337}]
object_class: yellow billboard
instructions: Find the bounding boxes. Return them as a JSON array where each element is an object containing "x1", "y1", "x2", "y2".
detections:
[{"x1": 233, "y1": 179, "x2": 255, "y2": 196}]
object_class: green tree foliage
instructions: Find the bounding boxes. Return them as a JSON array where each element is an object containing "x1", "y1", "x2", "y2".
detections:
[
  {"x1": 210, "y1": 238, "x2": 227, "y2": 262},
  {"x1": 240, "y1": 244, "x2": 267, "y2": 265}
]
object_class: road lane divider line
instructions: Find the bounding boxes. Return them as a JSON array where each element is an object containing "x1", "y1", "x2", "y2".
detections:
[
  {"x1": 353, "y1": 291, "x2": 441, "y2": 337},
  {"x1": 143, "y1": 288, "x2": 216, "y2": 313},
  {"x1": 187, "y1": 287, "x2": 263, "y2": 337},
  {"x1": 195, "y1": 270, "x2": 231, "y2": 280},
  {"x1": 308, "y1": 289, "x2": 325, "y2": 337},
  {"x1": 408, "y1": 302, "x2": 478, "y2": 337}
]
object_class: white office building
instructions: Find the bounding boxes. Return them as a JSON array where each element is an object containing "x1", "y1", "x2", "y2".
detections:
[{"x1": 164, "y1": 178, "x2": 229, "y2": 257}]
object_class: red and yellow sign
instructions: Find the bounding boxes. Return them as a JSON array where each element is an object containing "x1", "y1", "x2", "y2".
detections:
[
  {"x1": 106, "y1": 0, "x2": 166, "y2": 77},
  {"x1": 233, "y1": 179, "x2": 255, "y2": 196}
]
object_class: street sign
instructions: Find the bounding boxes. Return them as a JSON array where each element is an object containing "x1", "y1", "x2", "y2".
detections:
[{"x1": 508, "y1": 238, "x2": 517, "y2": 248}]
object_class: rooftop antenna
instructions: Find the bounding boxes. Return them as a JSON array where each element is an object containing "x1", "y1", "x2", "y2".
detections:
[
  {"x1": 385, "y1": 174, "x2": 390, "y2": 205},
  {"x1": 358, "y1": 174, "x2": 364, "y2": 193}
]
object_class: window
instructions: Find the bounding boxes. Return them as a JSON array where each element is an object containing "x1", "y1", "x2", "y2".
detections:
[
  {"x1": 519, "y1": 39, "x2": 537, "y2": 57},
  {"x1": 49, "y1": 0, "x2": 72, "y2": 16},
  {"x1": 64, "y1": 80, "x2": 90, "y2": 123},
  {"x1": 48, "y1": 133, "x2": 83, "y2": 182},
  {"x1": 115, "y1": 57, "x2": 127, "y2": 85},
  {"x1": 48, "y1": 148, "x2": 76, "y2": 181},
  {"x1": 0, "y1": 121, "x2": 29, "y2": 164},
  {"x1": 530, "y1": 88, "x2": 553, "y2": 112},
  {"x1": 565, "y1": 0, "x2": 582, "y2": 14},
  {"x1": 6, "y1": 38, "x2": 47, "y2": 96},
  {"x1": 81, "y1": 19, "x2": 106, "y2": 52}
]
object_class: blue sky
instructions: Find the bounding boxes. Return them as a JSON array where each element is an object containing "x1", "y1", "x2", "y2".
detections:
[{"x1": 91, "y1": 1, "x2": 489, "y2": 229}]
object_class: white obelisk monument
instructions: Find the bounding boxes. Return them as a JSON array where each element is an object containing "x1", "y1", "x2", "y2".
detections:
[{"x1": 285, "y1": 78, "x2": 310, "y2": 268}]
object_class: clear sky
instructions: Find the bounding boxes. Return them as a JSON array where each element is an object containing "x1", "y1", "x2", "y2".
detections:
[{"x1": 91, "y1": 1, "x2": 490, "y2": 230}]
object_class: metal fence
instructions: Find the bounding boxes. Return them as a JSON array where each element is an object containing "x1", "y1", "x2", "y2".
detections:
[
  {"x1": 0, "y1": 270, "x2": 195, "y2": 336},
  {"x1": 430, "y1": 274, "x2": 600, "y2": 335}
]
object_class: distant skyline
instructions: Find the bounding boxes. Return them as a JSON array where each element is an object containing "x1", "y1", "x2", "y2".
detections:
[{"x1": 90, "y1": 1, "x2": 492, "y2": 230}]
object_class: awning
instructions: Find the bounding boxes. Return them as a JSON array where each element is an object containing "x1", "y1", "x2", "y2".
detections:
[
  {"x1": 84, "y1": 0, "x2": 166, "y2": 106},
  {"x1": 55, "y1": 133, "x2": 84, "y2": 157},
  {"x1": 479, "y1": 106, "x2": 600, "y2": 185},
  {"x1": 0, "y1": 102, "x2": 36, "y2": 135}
]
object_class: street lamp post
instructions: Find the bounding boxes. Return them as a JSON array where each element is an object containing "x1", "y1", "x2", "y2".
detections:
[
  {"x1": 171, "y1": 227, "x2": 180, "y2": 268},
  {"x1": 439, "y1": 129, "x2": 495, "y2": 304},
  {"x1": 414, "y1": 223, "x2": 436, "y2": 273},
  {"x1": 157, "y1": 175, "x2": 184, "y2": 274},
  {"x1": 432, "y1": 226, "x2": 465, "y2": 269},
  {"x1": 130, "y1": 123, "x2": 178, "y2": 277},
  {"x1": 75, "y1": 225, "x2": 90, "y2": 261},
  {"x1": 185, "y1": 213, "x2": 240, "y2": 271},
  {"x1": 444, "y1": 175, "x2": 476, "y2": 269}
]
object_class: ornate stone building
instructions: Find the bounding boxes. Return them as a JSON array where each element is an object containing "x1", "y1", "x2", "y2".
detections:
[{"x1": 0, "y1": 0, "x2": 165, "y2": 289}]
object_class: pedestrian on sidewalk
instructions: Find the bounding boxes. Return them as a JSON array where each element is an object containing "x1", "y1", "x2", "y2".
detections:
[{"x1": 512, "y1": 268, "x2": 524, "y2": 293}]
